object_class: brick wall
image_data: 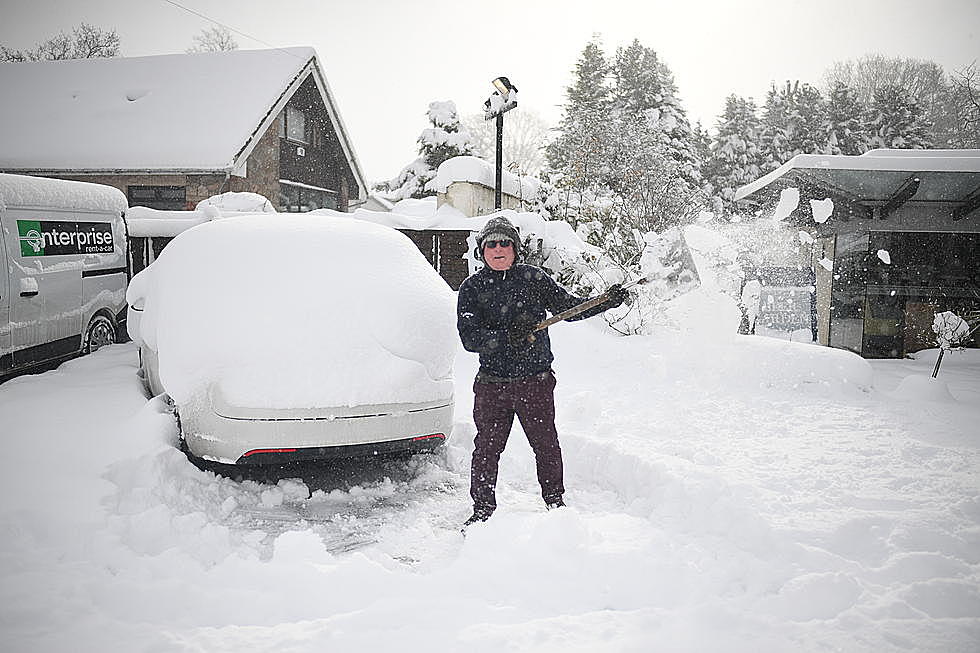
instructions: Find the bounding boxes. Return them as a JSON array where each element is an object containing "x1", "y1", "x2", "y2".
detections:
[{"x1": 50, "y1": 172, "x2": 227, "y2": 209}]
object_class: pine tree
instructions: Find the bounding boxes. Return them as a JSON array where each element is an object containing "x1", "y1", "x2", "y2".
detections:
[
  {"x1": 759, "y1": 81, "x2": 830, "y2": 170},
  {"x1": 546, "y1": 38, "x2": 611, "y2": 176},
  {"x1": 546, "y1": 37, "x2": 709, "y2": 256},
  {"x1": 567, "y1": 39, "x2": 611, "y2": 113},
  {"x1": 826, "y1": 82, "x2": 869, "y2": 155},
  {"x1": 376, "y1": 100, "x2": 475, "y2": 201},
  {"x1": 610, "y1": 39, "x2": 702, "y2": 189},
  {"x1": 691, "y1": 120, "x2": 712, "y2": 179},
  {"x1": 865, "y1": 85, "x2": 934, "y2": 149},
  {"x1": 704, "y1": 95, "x2": 764, "y2": 212}
]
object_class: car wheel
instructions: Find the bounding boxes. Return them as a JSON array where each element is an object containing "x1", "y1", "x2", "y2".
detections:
[{"x1": 84, "y1": 314, "x2": 117, "y2": 354}]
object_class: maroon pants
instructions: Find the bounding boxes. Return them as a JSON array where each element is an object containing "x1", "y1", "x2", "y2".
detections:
[{"x1": 470, "y1": 371, "x2": 564, "y2": 512}]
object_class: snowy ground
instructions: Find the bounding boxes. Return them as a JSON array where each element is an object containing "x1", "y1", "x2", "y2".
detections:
[{"x1": 1, "y1": 323, "x2": 978, "y2": 652}]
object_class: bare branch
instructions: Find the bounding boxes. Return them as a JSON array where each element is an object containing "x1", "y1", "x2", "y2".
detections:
[{"x1": 186, "y1": 26, "x2": 239, "y2": 54}]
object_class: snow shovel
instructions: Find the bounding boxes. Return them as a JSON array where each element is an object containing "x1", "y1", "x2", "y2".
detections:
[
  {"x1": 532, "y1": 275, "x2": 652, "y2": 333},
  {"x1": 531, "y1": 229, "x2": 702, "y2": 334}
]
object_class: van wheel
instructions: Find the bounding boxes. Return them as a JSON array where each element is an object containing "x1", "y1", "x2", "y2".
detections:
[{"x1": 84, "y1": 314, "x2": 116, "y2": 354}]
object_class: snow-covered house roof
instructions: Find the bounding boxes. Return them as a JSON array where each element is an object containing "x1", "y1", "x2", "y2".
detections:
[
  {"x1": 0, "y1": 47, "x2": 367, "y2": 199},
  {"x1": 735, "y1": 149, "x2": 980, "y2": 221}
]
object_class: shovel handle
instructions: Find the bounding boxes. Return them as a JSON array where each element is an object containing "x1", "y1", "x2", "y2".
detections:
[{"x1": 532, "y1": 292, "x2": 612, "y2": 332}]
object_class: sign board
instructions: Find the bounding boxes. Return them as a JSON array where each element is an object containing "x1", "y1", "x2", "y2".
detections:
[
  {"x1": 17, "y1": 220, "x2": 114, "y2": 257},
  {"x1": 757, "y1": 285, "x2": 813, "y2": 332}
]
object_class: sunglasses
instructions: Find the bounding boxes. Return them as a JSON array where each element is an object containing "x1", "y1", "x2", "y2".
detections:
[{"x1": 484, "y1": 239, "x2": 513, "y2": 249}]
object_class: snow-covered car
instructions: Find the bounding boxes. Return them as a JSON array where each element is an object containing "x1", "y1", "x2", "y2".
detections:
[{"x1": 127, "y1": 214, "x2": 456, "y2": 465}]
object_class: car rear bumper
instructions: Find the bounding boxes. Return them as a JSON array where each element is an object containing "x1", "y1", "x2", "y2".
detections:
[
  {"x1": 233, "y1": 432, "x2": 447, "y2": 465},
  {"x1": 179, "y1": 397, "x2": 454, "y2": 465}
]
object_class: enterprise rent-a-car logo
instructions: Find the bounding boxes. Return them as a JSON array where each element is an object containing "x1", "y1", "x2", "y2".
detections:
[{"x1": 18, "y1": 220, "x2": 114, "y2": 257}]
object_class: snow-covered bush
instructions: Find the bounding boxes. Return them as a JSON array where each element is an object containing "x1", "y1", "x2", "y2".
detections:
[
  {"x1": 929, "y1": 311, "x2": 975, "y2": 379},
  {"x1": 376, "y1": 101, "x2": 477, "y2": 201},
  {"x1": 932, "y1": 311, "x2": 970, "y2": 350}
]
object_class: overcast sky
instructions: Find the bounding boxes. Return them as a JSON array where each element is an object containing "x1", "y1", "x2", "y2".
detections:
[{"x1": 2, "y1": 0, "x2": 978, "y2": 183}]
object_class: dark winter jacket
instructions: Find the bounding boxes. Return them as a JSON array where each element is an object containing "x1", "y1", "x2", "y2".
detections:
[{"x1": 457, "y1": 263, "x2": 613, "y2": 379}]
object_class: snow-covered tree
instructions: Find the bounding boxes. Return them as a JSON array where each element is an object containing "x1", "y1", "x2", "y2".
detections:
[
  {"x1": 759, "y1": 81, "x2": 830, "y2": 170},
  {"x1": 545, "y1": 37, "x2": 709, "y2": 272},
  {"x1": 1, "y1": 23, "x2": 119, "y2": 61},
  {"x1": 704, "y1": 95, "x2": 765, "y2": 212},
  {"x1": 823, "y1": 54, "x2": 958, "y2": 148},
  {"x1": 865, "y1": 85, "x2": 933, "y2": 149},
  {"x1": 546, "y1": 38, "x2": 612, "y2": 176},
  {"x1": 186, "y1": 26, "x2": 238, "y2": 53},
  {"x1": 826, "y1": 82, "x2": 870, "y2": 155},
  {"x1": 376, "y1": 101, "x2": 476, "y2": 201},
  {"x1": 943, "y1": 63, "x2": 980, "y2": 148},
  {"x1": 611, "y1": 39, "x2": 703, "y2": 190}
]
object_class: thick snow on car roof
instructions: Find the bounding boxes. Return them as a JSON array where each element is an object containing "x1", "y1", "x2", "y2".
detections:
[
  {"x1": 0, "y1": 173, "x2": 127, "y2": 213},
  {"x1": 130, "y1": 214, "x2": 456, "y2": 409}
]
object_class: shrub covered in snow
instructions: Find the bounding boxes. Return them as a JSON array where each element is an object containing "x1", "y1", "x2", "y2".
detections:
[{"x1": 376, "y1": 101, "x2": 477, "y2": 202}]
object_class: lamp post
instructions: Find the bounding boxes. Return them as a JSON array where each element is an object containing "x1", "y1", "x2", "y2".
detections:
[{"x1": 484, "y1": 76, "x2": 518, "y2": 209}]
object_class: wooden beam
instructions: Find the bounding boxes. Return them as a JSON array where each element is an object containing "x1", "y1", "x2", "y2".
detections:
[
  {"x1": 799, "y1": 177, "x2": 873, "y2": 221},
  {"x1": 880, "y1": 175, "x2": 920, "y2": 219},
  {"x1": 953, "y1": 187, "x2": 980, "y2": 221}
]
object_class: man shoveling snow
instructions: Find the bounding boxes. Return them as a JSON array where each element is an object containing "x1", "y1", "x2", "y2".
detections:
[{"x1": 456, "y1": 216, "x2": 627, "y2": 529}]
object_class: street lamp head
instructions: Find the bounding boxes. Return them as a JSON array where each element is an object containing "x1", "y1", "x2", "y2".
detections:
[
  {"x1": 492, "y1": 76, "x2": 518, "y2": 98},
  {"x1": 485, "y1": 76, "x2": 519, "y2": 120}
]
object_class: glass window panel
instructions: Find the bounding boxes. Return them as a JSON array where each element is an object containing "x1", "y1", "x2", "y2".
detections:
[
  {"x1": 829, "y1": 232, "x2": 869, "y2": 352},
  {"x1": 286, "y1": 107, "x2": 308, "y2": 143}
]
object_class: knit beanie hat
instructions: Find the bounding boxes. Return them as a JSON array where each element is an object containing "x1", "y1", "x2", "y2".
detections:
[{"x1": 475, "y1": 216, "x2": 521, "y2": 262}]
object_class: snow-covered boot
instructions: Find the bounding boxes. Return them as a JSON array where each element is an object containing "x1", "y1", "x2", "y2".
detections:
[{"x1": 461, "y1": 507, "x2": 493, "y2": 532}]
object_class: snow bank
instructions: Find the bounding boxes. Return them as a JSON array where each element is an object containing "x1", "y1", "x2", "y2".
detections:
[
  {"x1": 892, "y1": 374, "x2": 957, "y2": 403},
  {"x1": 196, "y1": 191, "x2": 275, "y2": 215},
  {"x1": 125, "y1": 206, "x2": 209, "y2": 237},
  {"x1": 0, "y1": 172, "x2": 126, "y2": 213},
  {"x1": 2, "y1": 321, "x2": 979, "y2": 652},
  {"x1": 127, "y1": 192, "x2": 278, "y2": 237},
  {"x1": 130, "y1": 214, "x2": 456, "y2": 408},
  {"x1": 639, "y1": 326, "x2": 874, "y2": 396}
]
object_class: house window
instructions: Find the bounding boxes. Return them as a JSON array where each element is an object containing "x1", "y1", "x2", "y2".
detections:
[
  {"x1": 279, "y1": 182, "x2": 338, "y2": 212},
  {"x1": 127, "y1": 185, "x2": 186, "y2": 210},
  {"x1": 280, "y1": 106, "x2": 309, "y2": 144}
]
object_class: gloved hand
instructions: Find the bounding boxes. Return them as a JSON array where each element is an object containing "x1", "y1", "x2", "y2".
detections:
[
  {"x1": 605, "y1": 283, "x2": 628, "y2": 308},
  {"x1": 507, "y1": 314, "x2": 538, "y2": 348}
]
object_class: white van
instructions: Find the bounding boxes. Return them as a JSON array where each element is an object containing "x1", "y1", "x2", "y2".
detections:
[{"x1": 1, "y1": 173, "x2": 129, "y2": 379}]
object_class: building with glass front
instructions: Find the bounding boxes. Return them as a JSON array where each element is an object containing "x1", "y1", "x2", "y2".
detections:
[{"x1": 735, "y1": 149, "x2": 980, "y2": 358}]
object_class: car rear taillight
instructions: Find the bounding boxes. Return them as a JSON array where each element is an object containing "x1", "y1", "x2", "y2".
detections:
[
  {"x1": 412, "y1": 433, "x2": 445, "y2": 442},
  {"x1": 242, "y1": 448, "x2": 298, "y2": 457}
]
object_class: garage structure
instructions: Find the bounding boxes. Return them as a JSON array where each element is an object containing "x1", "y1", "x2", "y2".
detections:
[
  {"x1": 736, "y1": 149, "x2": 980, "y2": 358},
  {"x1": 0, "y1": 47, "x2": 367, "y2": 217}
]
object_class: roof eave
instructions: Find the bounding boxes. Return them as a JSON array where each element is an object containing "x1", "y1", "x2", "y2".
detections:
[
  {"x1": 0, "y1": 167, "x2": 234, "y2": 176},
  {"x1": 736, "y1": 152, "x2": 980, "y2": 203}
]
